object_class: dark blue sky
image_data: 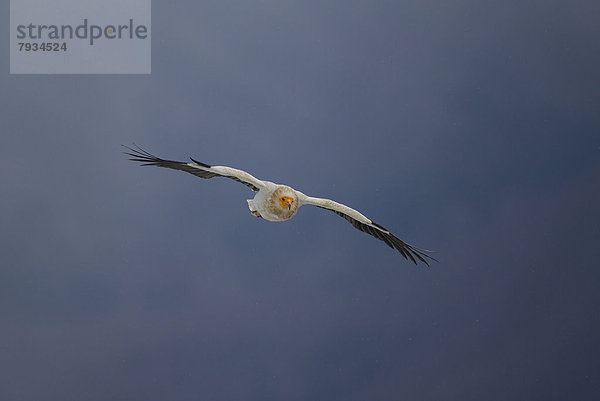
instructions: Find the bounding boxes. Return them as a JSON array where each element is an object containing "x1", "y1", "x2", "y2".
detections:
[{"x1": 1, "y1": 1, "x2": 599, "y2": 400}]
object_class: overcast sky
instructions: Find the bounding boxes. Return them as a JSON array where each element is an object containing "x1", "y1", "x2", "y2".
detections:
[{"x1": 1, "y1": 1, "x2": 599, "y2": 400}]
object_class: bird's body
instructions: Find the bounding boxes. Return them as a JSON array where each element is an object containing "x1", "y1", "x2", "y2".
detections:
[
  {"x1": 124, "y1": 145, "x2": 436, "y2": 266},
  {"x1": 247, "y1": 183, "x2": 300, "y2": 221}
]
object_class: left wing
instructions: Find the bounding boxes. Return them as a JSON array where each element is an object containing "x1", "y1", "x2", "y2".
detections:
[
  {"x1": 301, "y1": 196, "x2": 436, "y2": 266},
  {"x1": 123, "y1": 145, "x2": 265, "y2": 192}
]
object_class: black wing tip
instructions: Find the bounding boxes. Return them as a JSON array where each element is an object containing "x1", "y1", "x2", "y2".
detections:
[
  {"x1": 122, "y1": 143, "x2": 161, "y2": 163},
  {"x1": 396, "y1": 241, "x2": 438, "y2": 267},
  {"x1": 121, "y1": 143, "x2": 149, "y2": 155},
  {"x1": 321, "y1": 207, "x2": 438, "y2": 267},
  {"x1": 369, "y1": 220, "x2": 438, "y2": 267},
  {"x1": 122, "y1": 144, "x2": 207, "y2": 169}
]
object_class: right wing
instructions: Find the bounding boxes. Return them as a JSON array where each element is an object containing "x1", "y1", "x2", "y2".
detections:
[{"x1": 301, "y1": 195, "x2": 437, "y2": 266}]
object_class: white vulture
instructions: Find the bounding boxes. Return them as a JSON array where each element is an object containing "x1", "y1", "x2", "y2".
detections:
[{"x1": 124, "y1": 145, "x2": 436, "y2": 266}]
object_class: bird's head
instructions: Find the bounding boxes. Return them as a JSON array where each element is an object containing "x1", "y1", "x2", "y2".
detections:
[
  {"x1": 270, "y1": 186, "x2": 299, "y2": 220},
  {"x1": 279, "y1": 196, "x2": 294, "y2": 210}
]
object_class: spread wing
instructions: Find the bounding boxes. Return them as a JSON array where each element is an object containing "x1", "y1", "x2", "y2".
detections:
[
  {"x1": 302, "y1": 196, "x2": 437, "y2": 266},
  {"x1": 123, "y1": 145, "x2": 265, "y2": 192}
]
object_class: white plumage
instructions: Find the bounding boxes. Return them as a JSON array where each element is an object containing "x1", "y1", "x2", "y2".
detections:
[{"x1": 124, "y1": 145, "x2": 436, "y2": 266}]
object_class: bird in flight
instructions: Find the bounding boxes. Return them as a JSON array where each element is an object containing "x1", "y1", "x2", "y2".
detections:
[{"x1": 124, "y1": 145, "x2": 436, "y2": 266}]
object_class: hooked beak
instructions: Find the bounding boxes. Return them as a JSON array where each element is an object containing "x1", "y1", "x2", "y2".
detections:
[{"x1": 288, "y1": 203, "x2": 291, "y2": 210}]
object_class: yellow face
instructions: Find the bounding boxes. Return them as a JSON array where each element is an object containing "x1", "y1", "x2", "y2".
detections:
[{"x1": 279, "y1": 196, "x2": 294, "y2": 210}]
